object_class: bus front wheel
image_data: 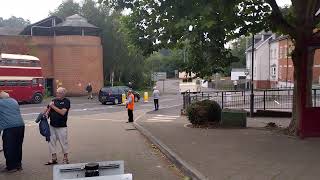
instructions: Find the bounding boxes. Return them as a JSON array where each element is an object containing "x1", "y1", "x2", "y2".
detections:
[{"x1": 32, "y1": 93, "x2": 43, "y2": 104}]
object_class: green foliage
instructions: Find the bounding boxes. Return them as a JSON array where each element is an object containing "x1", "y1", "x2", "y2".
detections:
[
  {"x1": 0, "y1": 16, "x2": 30, "y2": 28},
  {"x1": 52, "y1": 0, "x2": 151, "y2": 89},
  {"x1": 146, "y1": 49, "x2": 184, "y2": 78},
  {"x1": 186, "y1": 100, "x2": 221, "y2": 125},
  {"x1": 49, "y1": 0, "x2": 81, "y2": 19},
  {"x1": 100, "y1": 0, "x2": 271, "y2": 77}
]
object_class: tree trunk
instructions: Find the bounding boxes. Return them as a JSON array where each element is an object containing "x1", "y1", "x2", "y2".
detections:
[{"x1": 288, "y1": 39, "x2": 314, "y2": 135}]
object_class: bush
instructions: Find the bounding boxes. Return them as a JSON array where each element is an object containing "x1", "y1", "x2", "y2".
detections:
[{"x1": 186, "y1": 100, "x2": 222, "y2": 125}]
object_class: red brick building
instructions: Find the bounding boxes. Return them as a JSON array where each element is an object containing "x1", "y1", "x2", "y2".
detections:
[
  {"x1": 278, "y1": 36, "x2": 320, "y2": 87},
  {"x1": 0, "y1": 15, "x2": 103, "y2": 96}
]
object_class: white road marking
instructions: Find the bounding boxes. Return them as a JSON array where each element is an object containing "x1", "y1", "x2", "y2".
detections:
[
  {"x1": 156, "y1": 115, "x2": 180, "y2": 118},
  {"x1": 151, "y1": 117, "x2": 177, "y2": 120},
  {"x1": 21, "y1": 112, "x2": 39, "y2": 116},
  {"x1": 146, "y1": 119, "x2": 173, "y2": 122},
  {"x1": 274, "y1": 100, "x2": 280, "y2": 105}
]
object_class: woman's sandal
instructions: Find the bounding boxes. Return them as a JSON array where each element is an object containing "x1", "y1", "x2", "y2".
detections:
[{"x1": 45, "y1": 159, "x2": 58, "y2": 165}]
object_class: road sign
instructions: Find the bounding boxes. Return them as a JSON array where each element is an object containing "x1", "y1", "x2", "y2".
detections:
[{"x1": 152, "y1": 72, "x2": 167, "y2": 81}]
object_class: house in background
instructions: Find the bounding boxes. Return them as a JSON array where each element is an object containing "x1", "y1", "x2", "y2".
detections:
[
  {"x1": 245, "y1": 31, "x2": 275, "y2": 89},
  {"x1": 269, "y1": 38, "x2": 279, "y2": 88},
  {"x1": 245, "y1": 32, "x2": 320, "y2": 89}
]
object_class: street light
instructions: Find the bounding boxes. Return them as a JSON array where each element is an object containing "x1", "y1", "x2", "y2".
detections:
[{"x1": 250, "y1": 34, "x2": 255, "y2": 117}]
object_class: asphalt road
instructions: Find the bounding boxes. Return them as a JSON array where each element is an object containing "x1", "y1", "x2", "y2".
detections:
[{"x1": 20, "y1": 94, "x2": 183, "y2": 123}]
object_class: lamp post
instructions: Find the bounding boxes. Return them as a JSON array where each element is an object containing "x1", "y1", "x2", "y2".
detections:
[{"x1": 250, "y1": 34, "x2": 255, "y2": 117}]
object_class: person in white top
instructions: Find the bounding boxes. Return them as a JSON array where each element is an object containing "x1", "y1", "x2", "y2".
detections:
[
  {"x1": 152, "y1": 87, "x2": 160, "y2": 111},
  {"x1": 233, "y1": 80, "x2": 238, "y2": 90}
]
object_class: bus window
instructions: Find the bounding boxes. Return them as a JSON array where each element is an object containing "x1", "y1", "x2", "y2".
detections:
[
  {"x1": 0, "y1": 80, "x2": 5, "y2": 86},
  {"x1": 0, "y1": 59, "x2": 5, "y2": 66},
  {"x1": 37, "y1": 78, "x2": 44, "y2": 85},
  {"x1": 31, "y1": 60, "x2": 40, "y2": 67},
  {"x1": 32, "y1": 79, "x2": 38, "y2": 85},
  {"x1": 19, "y1": 60, "x2": 30, "y2": 67},
  {"x1": 6, "y1": 80, "x2": 18, "y2": 86},
  {"x1": 19, "y1": 80, "x2": 31, "y2": 86}
]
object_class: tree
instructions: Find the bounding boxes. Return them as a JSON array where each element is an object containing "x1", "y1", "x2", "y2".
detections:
[
  {"x1": 52, "y1": 0, "x2": 150, "y2": 89},
  {"x1": 101, "y1": 0, "x2": 320, "y2": 135},
  {"x1": 0, "y1": 16, "x2": 30, "y2": 28},
  {"x1": 49, "y1": 0, "x2": 81, "y2": 19}
]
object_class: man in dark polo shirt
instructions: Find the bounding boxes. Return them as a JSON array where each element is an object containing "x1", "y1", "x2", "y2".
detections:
[{"x1": 45, "y1": 87, "x2": 71, "y2": 165}]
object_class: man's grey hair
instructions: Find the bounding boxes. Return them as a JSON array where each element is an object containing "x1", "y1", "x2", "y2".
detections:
[
  {"x1": 57, "y1": 87, "x2": 67, "y2": 96},
  {"x1": 0, "y1": 91, "x2": 10, "y2": 99}
]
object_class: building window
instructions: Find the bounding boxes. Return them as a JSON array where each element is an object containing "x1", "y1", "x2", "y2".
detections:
[{"x1": 271, "y1": 67, "x2": 277, "y2": 76}]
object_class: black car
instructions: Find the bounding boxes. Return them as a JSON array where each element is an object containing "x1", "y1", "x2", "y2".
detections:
[
  {"x1": 98, "y1": 86, "x2": 140, "y2": 105},
  {"x1": 117, "y1": 86, "x2": 140, "y2": 102}
]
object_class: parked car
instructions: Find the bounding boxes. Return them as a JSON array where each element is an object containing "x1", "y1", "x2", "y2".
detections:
[
  {"x1": 99, "y1": 86, "x2": 140, "y2": 105},
  {"x1": 117, "y1": 86, "x2": 140, "y2": 102}
]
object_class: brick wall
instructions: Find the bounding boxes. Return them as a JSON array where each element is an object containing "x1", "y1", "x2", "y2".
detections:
[
  {"x1": 278, "y1": 38, "x2": 320, "y2": 85},
  {"x1": 0, "y1": 35, "x2": 104, "y2": 96},
  {"x1": 53, "y1": 36, "x2": 103, "y2": 96},
  {"x1": 254, "y1": 80, "x2": 271, "y2": 89}
]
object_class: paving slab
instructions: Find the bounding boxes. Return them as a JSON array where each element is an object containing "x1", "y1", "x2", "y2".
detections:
[
  {"x1": 0, "y1": 110, "x2": 181, "y2": 180},
  {"x1": 137, "y1": 106, "x2": 320, "y2": 180}
]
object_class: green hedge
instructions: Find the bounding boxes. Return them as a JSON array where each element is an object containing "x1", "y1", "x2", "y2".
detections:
[{"x1": 186, "y1": 100, "x2": 221, "y2": 125}]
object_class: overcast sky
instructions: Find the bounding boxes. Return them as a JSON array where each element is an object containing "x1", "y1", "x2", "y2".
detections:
[{"x1": 0, "y1": 0, "x2": 292, "y2": 23}]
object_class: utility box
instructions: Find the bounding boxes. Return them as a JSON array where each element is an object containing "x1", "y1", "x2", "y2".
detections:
[
  {"x1": 220, "y1": 109, "x2": 247, "y2": 128},
  {"x1": 53, "y1": 161, "x2": 132, "y2": 180}
]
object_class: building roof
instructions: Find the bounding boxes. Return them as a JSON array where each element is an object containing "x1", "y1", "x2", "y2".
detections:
[
  {"x1": 53, "y1": 14, "x2": 98, "y2": 29},
  {"x1": 19, "y1": 14, "x2": 100, "y2": 36},
  {"x1": 20, "y1": 16, "x2": 63, "y2": 36}
]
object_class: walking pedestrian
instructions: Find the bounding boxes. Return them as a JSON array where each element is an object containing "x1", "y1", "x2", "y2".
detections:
[
  {"x1": 0, "y1": 91, "x2": 25, "y2": 173},
  {"x1": 126, "y1": 90, "x2": 135, "y2": 123},
  {"x1": 152, "y1": 87, "x2": 160, "y2": 111},
  {"x1": 86, "y1": 83, "x2": 93, "y2": 99},
  {"x1": 233, "y1": 80, "x2": 238, "y2": 90},
  {"x1": 44, "y1": 87, "x2": 71, "y2": 165}
]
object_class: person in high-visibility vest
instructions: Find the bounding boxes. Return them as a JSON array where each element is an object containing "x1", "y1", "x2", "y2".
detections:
[{"x1": 126, "y1": 90, "x2": 135, "y2": 123}]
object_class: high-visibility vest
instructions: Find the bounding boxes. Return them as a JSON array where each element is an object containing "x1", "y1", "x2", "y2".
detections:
[{"x1": 127, "y1": 94, "x2": 135, "y2": 110}]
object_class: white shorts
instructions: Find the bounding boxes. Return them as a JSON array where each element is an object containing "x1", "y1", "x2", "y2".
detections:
[{"x1": 48, "y1": 126, "x2": 69, "y2": 154}]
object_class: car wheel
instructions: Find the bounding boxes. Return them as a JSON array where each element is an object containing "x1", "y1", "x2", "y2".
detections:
[
  {"x1": 114, "y1": 98, "x2": 119, "y2": 104},
  {"x1": 32, "y1": 93, "x2": 43, "y2": 104}
]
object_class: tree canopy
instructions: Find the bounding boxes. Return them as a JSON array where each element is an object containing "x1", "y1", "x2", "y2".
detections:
[
  {"x1": 100, "y1": 0, "x2": 320, "y2": 134},
  {"x1": 52, "y1": 0, "x2": 150, "y2": 89},
  {"x1": 100, "y1": 0, "x2": 272, "y2": 77},
  {"x1": 0, "y1": 16, "x2": 30, "y2": 28}
]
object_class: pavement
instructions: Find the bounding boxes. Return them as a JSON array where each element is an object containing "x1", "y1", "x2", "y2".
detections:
[
  {"x1": 135, "y1": 105, "x2": 320, "y2": 180},
  {"x1": 0, "y1": 96, "x2": 184, "y2": 180}
]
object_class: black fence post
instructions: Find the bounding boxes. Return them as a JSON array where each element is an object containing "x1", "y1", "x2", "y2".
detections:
[
  {"x1": 243, "y1": 90, "x2": 246, "y2": 105},
  {"x1": 263, "y1": 90, "x2": 266, "y2": 110},
  {"x1": 183, "y1": 94, "x2": 185, "y2": 109},
  {"x1": 221, "y1": 92, "x2": 224, "y2": 109},
  {"x1": 314, "y1": 89, "x2": 317, "y2": 107}
]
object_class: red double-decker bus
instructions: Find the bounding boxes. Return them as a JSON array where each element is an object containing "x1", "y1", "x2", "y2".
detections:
[{"x1": 0, "y1": 53, "x2": 45, "y2": 104}]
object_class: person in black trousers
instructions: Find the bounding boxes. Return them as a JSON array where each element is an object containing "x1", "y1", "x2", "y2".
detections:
[{"x1": 0, "y1": 91, "x2": 25, "y2": 173}]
